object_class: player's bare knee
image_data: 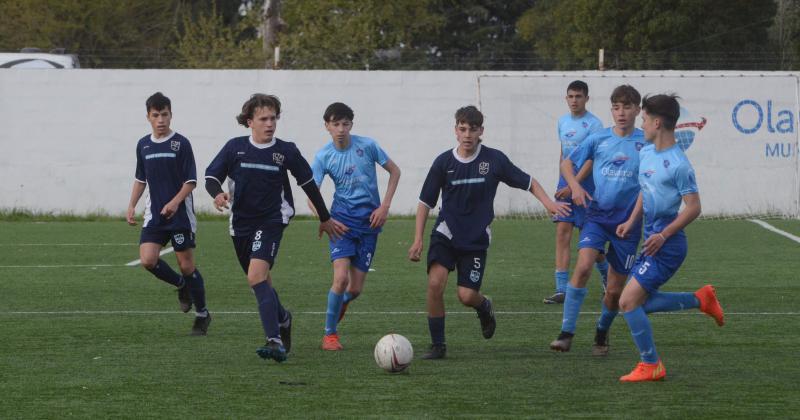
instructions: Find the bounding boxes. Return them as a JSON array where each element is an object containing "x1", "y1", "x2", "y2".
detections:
[
  {"x1": 604, "y1": 292, "x2": 621, "y2": 310},
  {"x1": 618, "y1": 296, "x2": 637, "y2": 312},
  {"x1": 140, "y1": 258, "x2": 158, "y2": 270},
  {"x1": 177, "y1": 261, "x2": 195, "y2": 276},
  {"x1": 456, "y1": 288, "x2": 477, "y2": 305}
]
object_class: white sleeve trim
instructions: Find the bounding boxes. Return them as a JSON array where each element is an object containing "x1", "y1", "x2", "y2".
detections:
[
  {"x1": 298, "y1": 177, "x2": 313, "y2": 187},
  {"x1": 184, "y1": 179, "x2": 197, "y2": 184},
  {"x1": 134, "y1": 178, "x2": 146, "y2": 184},
  {"x1": 205, "y1": 175, "x2": 222, "y2": 185},
  {"x1": 526, "y1": 176, "x2": 532, "y2": 192},
  {"x1": 418, "y1": 199, "x2": 433, "y2": 209}
]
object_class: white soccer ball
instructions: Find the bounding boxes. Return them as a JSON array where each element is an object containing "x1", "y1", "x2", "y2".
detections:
[{"x1": 374, "y1": 334, "x2": 413, "y2": 373}]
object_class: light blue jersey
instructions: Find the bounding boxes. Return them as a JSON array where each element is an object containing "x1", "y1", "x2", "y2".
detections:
[
  {"x1": 312, "y1": 134, "x2": 390, "y2": 231},
  {"x1": 557, "y1": 112, "x2": 603, "y2": 190},
  {"x1": 638, "y1": 143, "x2": 698, "y2": 237},
  {"x1": 569, "y1": 127, "x2": 646, "y2": 225}
]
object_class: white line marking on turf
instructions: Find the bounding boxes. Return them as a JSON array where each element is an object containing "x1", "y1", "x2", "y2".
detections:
[
  {"x1": 125, "y1": 247, "x2": 175, "y2": 266},
  {"x1": 0, "y1": 243, "x2": 137, "y2": 246},
  {"x1": 1, "y1": 310, "x2": 797, "y2": 316},
  {"x1": 749, "y1": 219, "x2": 800, "y2": 244},
  {"x1": 0, "y1": 264, "x2": 116, "y2": 268}
]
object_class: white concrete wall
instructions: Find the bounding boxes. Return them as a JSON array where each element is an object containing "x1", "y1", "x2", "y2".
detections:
[{"x1": 0, "y1": 69, "x2": 798, "y2": 217}]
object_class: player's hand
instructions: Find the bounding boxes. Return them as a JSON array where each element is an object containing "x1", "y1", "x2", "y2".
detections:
[
  {"x1": 213, "y1": 192, "x2": 230, "y2": 212},
  {"x1": 616, "y1": 221, "x2": 633, "y2": 238},
  {"x1": 319, "y1": 218, "x2": 348, "y2": 240},
  {"x1": 160, "y1": 201, "x2": 179, "y2": 219},
  {"x1": 126, "y1": 206, "x2": 137, "y2": 226},
  {"x1": 408, "y1": 240, "x2": 423, "y2": 262},
  {"x1": 369, "y1": 205, "x2": 390, "y2": 229},
  {"x1": 545, "y1": 201, "x2": 571, "y2": 218},
  {"x1": 571, "y1": 185, "x2": 592, "y2": 208},
  {"x1": 555, "y1": 186, "x2": 571, "y2": 200},
  {"x1": 643, "y1": 232, "x2": 667, "y2": 256}
]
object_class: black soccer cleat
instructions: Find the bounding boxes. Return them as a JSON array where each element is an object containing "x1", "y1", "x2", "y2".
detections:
[
  {"x1": 477, "y1": 297, "x2": 496, "y2": 339},
  {"x1": 191, "y1": 312, "x2": 211, "y2": 336},
  {"x1": 256, "y1": 339, "x2": 287, "y2": 363},
  {"x1": 592, "y1": 328, "x2": 610, "y2": 356},
  {"x1": 177, "y1": 284, "x2": 192, "y2": 313},
  {"x1": 543, "y1": 292, "x2": 566, "y2": 305},
  {"x1": 549, "y1": 331, "x2": 574, "y2": 352},
  {"x1": 421, "y1": 343, "x2": 447, "y2": 360},
  {"x1": 279, "y1": 310, "x2": 293, "y2": 354}
]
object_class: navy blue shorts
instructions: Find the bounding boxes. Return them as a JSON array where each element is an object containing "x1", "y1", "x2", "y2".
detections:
[
  {"x1": 630, "y1": 233, "x2": 688, "y2": 293},
  {"x1": 427, "y1": 233, "x2": 487, "y2": 291},
  {"x1": 578, "y1": 221, "x2": 640, "y2": 275},
  {"x1": 140, "y1": 228, "x2": 195, "y2": 252},
  {"x1": 329, "y1": 229, "x2": 378, "y2": 273},
  {"x1": 231, "y1": 223, "x2": 285, "y2": 274}
]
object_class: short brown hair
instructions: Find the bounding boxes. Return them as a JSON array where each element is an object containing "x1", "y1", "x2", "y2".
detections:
[
  {"x1": 642, "y1": 94, "x2": 681, "y2": 130},
  {"x1": 610, "y1": 85, "x2": 641, "y2": 106},
  {"x1": 236, "y1": 94, "x2": 281, "y2": 127},
  {"x1": 455, "y1": 105, "x2": 483, "y2": 127}
]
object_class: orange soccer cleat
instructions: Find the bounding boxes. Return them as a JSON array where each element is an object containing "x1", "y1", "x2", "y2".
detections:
[
  {"x1": 695, "y1": 285, "x2": 725, "y2": 326},
  {"x1": 321, "y1": 333, "x2": 344, "y2": 351},
  {"x1": 619, "y1": 360, "x2": 666, "y2": 382}
]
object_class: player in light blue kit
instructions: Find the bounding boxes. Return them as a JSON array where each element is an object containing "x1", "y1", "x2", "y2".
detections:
[
  {"x1": 544, "y1": 80, "x2": 609, "y2": 305},
  {"x1": 126, "y1": 92, "x2": 210, "y2": 336},
  {"x1": 615, "y1": 94, "x2": 724, "y2": 382},
  {"x1": 549, "y1": 85, "x2": 645, "y2": 355},
  {"x1": 310, "y1": 103, "x2": 401, "y2": 351}
]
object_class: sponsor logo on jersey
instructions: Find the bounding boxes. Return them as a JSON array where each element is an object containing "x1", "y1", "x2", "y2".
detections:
[
  {"x1": 564, "y1": 129, "x2": 577, "y2": 138},
  {"x1": 273, "y1": 153, "x2": 285, "y2": 166},
  {"x1": 611, "y1": 153, "x2": 630, "y2": 166},
  {"x1": 237, "y1": 151, "x2": 245, "y2": 155},
  {"x1": 478, "y1": 161, "x2": 490, "y2": 175},
  {"x1": 643, "y1": 169, "x2": 656, "y2": 178},
  {"x1": 174, "y1": 233, "x2": 185, "y2": 245},
  {"x1": 170, "y1": 140, "x2": 181, "y2": 152}
]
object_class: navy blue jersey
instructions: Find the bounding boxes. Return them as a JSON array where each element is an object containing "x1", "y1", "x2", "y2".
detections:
[
  {"x1": 134, "y1": 132, "x2": 197, "y2": 232},
  {"x1": 419, "y1": 145, "x2": 532, "y2": 250},
  {"x1": 204, "y1": 136, "x2": 314, "y2": 236}
]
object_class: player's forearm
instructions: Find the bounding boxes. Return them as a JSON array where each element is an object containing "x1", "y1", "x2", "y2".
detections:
[
  {"x1": 575, "y1": 160, "x2": 593, "y2": 183},
  {"x1": 301, "y1": 181, "x2": 331, "y2": 222},
  {"x1": 413, "y1": 202, "x2": 430, "y2": 242},
  {"x1": 381, "y1": 163, "x2": 401, "y2": 209},
  {"x1": 529, "y1": 178, "x2": 556, "y2": 208},
  {"x1": 661, "y1": 194, "x2": 701, "y2": 238},
  {"x1": 128, "y1": 181, "x2": 146, "y2": 208},
  {"x1": 626, "y1": 193, "x2": 644, "y2": 224},
  {"x1": 170, "y1": 182, "x2": 196, "y2": 204},
  {"x1": 560, "y1": 159, "x2": 581, "y2": 189},
  {"x1": 205, "y1": 178, "x2": 224, "y2": 198}
]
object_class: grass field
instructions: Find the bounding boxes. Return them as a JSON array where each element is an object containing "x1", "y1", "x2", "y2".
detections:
[{"x1": 1, "y1": 218, "x2": 798, "y2": 419}]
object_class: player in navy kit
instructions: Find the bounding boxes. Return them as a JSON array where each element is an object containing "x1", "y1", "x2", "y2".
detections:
[
  {"x1": 205, "y1": 94, "x2": 346, "y2": 362},
  {"x1": 126, "y1": 92, "x2": 210, "y2": 336},
  {"x1": 310, "y1": 102, "x2": 401, "y2": 351},
  {"x1": 545, "y1": 80, "x2": 609, "y2": 305},
  {"x1": 615, "y1": 94, "x2": 724, "y2": 382},
  {"x1": 408, "y1": 105, "x2": 570, "y2": 359}
]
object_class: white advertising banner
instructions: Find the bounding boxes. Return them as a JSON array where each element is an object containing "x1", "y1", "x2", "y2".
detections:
[{"x1": 479, "y1": 74, "x2": 800, "y2": 217}]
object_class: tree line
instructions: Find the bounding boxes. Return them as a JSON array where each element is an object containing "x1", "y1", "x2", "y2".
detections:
[{"x1": 0, "y1": 0, "x2": 796, "y2": 70}]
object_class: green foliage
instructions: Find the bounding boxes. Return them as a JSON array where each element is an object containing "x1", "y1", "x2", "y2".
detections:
[
  {"x1": 0, "y1": 0, "x2": 180, "y2": 68},
  {"x1": 279, "y1": 0, "x2": 444, "y2": 69},
  {"x1": 518, "y1": 0, "x2": 779, "y2": 70},
  {"x1": 173, "y1": 3, "x2": 265, "y2": 69}
]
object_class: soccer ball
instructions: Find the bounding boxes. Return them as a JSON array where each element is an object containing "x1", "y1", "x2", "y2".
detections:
[{"x1": 373, "y1": 334, "x2": 413, "y2": 373}]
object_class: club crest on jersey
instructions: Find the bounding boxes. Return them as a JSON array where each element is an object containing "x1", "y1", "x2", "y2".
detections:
[
  {"x1": 663, "y1": 159, "x2": 670, "y2": 168},
  {"x1": 273, "y1": 153, "x2": 285, "y2": 166},
  {"x1": 170, "y1": 140, "x2": 181, "y2": 152},
  {"x1": 635, "y1": 142, "x2": 644, "y2": 151},
  {"x1": 478, "y1": 162, "x2": 490, "y2": 175},
  {"x1": 356, "y1": 148, "x2": 364, "y2": 157},
  {"x1": 174, "y1": 233, "x2": 185, "y2": 245},
  {"x1": 252, "y1": 241, "x2": 262, "y2": 252},
  {"x1": 470, "y1": 270, "x2": 481, "y2": 283}
]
